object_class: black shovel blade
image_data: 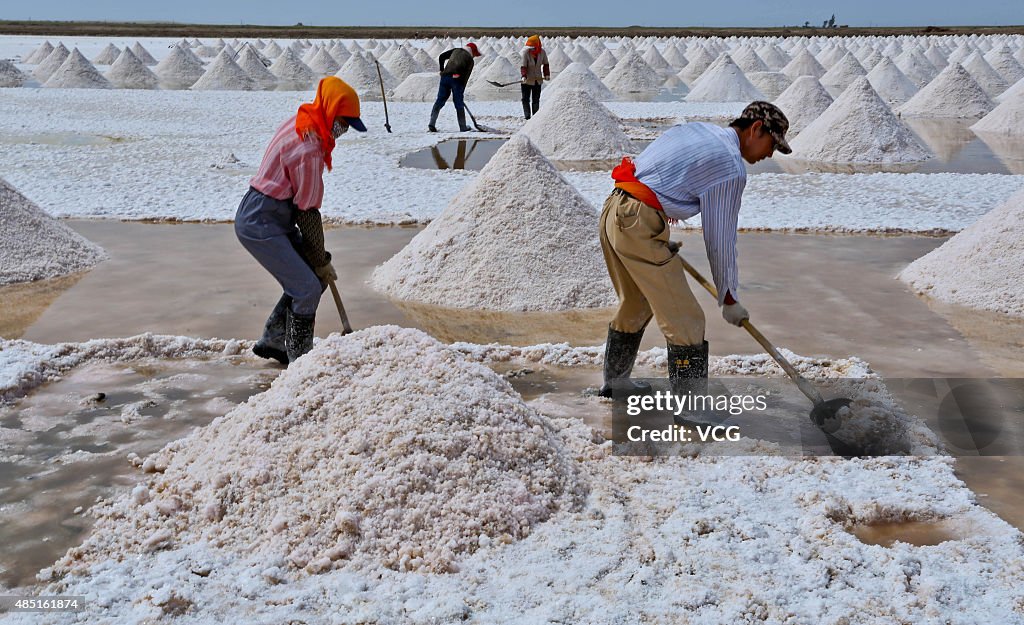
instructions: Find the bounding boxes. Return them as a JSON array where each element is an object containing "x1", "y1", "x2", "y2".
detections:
[{"x1": 810, "y1": 397, "x2": 852, "y2": 433}]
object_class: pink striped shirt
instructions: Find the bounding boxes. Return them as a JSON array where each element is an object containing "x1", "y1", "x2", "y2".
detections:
[{"x1": 250, "y1": 115, "x2": 325, "y2": 211}]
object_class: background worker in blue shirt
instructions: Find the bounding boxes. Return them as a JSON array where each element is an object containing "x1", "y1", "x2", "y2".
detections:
[{"x1": 598, "y1": 101, "x2": 792, "y2": 399}]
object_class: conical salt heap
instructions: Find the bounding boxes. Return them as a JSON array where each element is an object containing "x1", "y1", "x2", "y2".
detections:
[
  {"x1": 32, "y1": 44, "x2": 70, "y2": 83},
  {"x1": 92, "y1": 43, "x2": 121, "y2": 65},
  {"x1": 0, "y1": 59, "x2": 28, "y2": 87},
  {"x1": 155, "y1": 45, "x2": 206, "y2": 89},
  {"x1": 391, "y1": 72, "x2": 439, "y2": 101},
  {"x1": 602, "y1": 51, "x2": 662, "y2": 96},
  {"x1": 269, "y1": 47, "x2": 316, "y2": 89},
  {"x1": 819, "y1": 51, "x2": 866, "y2": 91},
  {"x1": 895, "y1": 48, "x2": 939, "y2": 87},
  {"x1": 985, "y1": 45, "x2": 1024, "y2": 85},
  {"x1": 237, "y1": 44, "x2": 278, "y2": 89},
  {"x1": 518, "y1": 89, "x2": 636, "y2": 161},
  {"x1": 972, "y1": 90, "x2": 1024, "y2": 135},
  {"x1": 336, "y1": 52, "x2": 394, "y2": 100},
  {"x1": 105, "y1": 48, "x2": 158, "y2": 89},
  {"x1": 640, "y1": 45, "x2": 673, "y2": 74},
  {"x1": 730, "y1": 44, "x2": 769, "y2": 73},
  {"x1": 680, "y1": 45, "x2": 716, "y2": 83},
  {"x1": 191, "y1": 49, "x2": 256, "y2": 91},
  {"x1": 24, "y1": 40, "x2": 54, "y2": 64},
  {"x1": 545, "y1": 61, "x2": 615, "y2": 101},
  {"x1": 130, "y1": 41, "x2": 157, "y2": 65},
  {"x1": 746, "y1": 71, "x2": 791, "y2": 99},
  {"x1": 0, "y1": 177, "x2": 107, "y2": 284},
  {"x1": 306, "y1": 47, "x2": 340, "y2": 77},
  {"x1": 963, "y1": 51, "x2": 1009, "y2": 98},
  {"x1": 372, "y1": 134, "x2": 617, "y2": 311},
  {"x1": 380, "y1": 46, "x2": 418, "y2": 82},
  {"x1": 998, "y1": 76, "x2": 1024, "y2": 103},
  {"x1": 686, "y1": 54, "x2": 764, "y2": 102},
  {"x1": 49, "y1": 325, "x2": 586, "y2": 577},
  {"x1": 589, "y1": 49, "x2": 619, "y2": 78},
  {"x1": 43, "y1": 48, "x2": 111, "y2": 89},
  {"x1": 546, "y1": 45, "x2": 573, "y2": 73},
  {"x1": 787, "y1": 76, "x2": 931, "y2": 164},
  {"x1": 781, "y1": 48, "x2": 826, "y2": 80},
  {"x1": 866, "y1": 56, "x2": 918, "y2": 104},
  {"x1": 899, "y1": 63, "x2": 994, "y2": 118},
  {"x1": 899, "y1": 189, "x2": 1024, "y2": 317},
  {"x1": 466, "y1": 56, "x2": 519, "y2": 99},
  {"x1": 773, "y1": 75, "x2": 833, "y2": 134},
  {"x1": 262, "y1": 40, "x2": 283, "y2": 58}
]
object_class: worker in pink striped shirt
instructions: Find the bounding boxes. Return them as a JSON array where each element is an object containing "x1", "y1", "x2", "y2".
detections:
[{"x1": 236, "y1": 77, "x2": 366, "y2": 366}]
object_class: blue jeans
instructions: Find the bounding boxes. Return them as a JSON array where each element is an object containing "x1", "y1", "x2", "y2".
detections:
[{"x1": 431, "y1": 74, "x2": 466, "y2": 115}]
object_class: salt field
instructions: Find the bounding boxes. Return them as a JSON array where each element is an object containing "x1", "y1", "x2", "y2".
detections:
[{"x1": 3, "y1": 25, "x2": 1024, "y2": 624}]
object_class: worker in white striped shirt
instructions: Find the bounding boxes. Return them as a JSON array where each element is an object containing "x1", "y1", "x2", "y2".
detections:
[{"x1": 598, "y1": 101, "x2": 792, "y2": 401}]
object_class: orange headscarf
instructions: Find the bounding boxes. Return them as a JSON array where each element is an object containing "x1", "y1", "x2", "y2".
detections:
[
  {"x1": 295, "y1": 77, "x2": 361, "y2": 171},
  {"x1": 526, "y1": 34, "x2": 542, "y2": 58}
]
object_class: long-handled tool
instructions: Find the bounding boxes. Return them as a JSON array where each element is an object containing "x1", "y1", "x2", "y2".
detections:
[
  {"x1": 373, "y1": 60, "x2": 392, "y2": 133},
  {"x1": 674, "y1": 252, "x2": 853, "y2": 439},
  {"x1": 461, "y1": 103, "x2": 495, "y2": 133},
  {"x1": 327, "y1": 279, "x2": 353, "y2": 336},
  {"x1": 486, "y1": 79, "x2": 523, "y2": 88}
]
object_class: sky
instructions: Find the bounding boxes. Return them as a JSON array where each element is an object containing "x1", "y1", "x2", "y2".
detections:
[{"x1": 5, "y1": 0, "x2": 1022, "y2": 28}]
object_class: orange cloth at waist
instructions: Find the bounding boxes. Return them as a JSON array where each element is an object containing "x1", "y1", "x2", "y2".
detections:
[{"x1": 611, "y1": 157, "x2": 662, "y2": 210}]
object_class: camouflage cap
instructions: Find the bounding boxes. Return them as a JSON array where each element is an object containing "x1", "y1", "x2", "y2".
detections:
[{"x1": 738, "y1": 101, "x2": 792, "y2": 154}]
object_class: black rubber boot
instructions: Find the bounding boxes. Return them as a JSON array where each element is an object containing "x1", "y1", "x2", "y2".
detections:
[
  {"x1": 598, "y1": 326, "x2": 652, "y2": 398},
  {"x1": 667, "y1": 341, "x2": 715, "y2": 424},
  {"x1": 285, "y1": 310, "x2": 316, "y2": 365},
  {"x1": 252, "y1": 294, "x2": 290, "y2": 366},
  {"x1": 457, "y1": 109, "x2": 472, "y2": 132},
  {"x1": 428, "y1": 106, "x2": 441, "y2": 132},
  {"x1": 522, "y1": 100, "x2": 531, "y2": 120}
]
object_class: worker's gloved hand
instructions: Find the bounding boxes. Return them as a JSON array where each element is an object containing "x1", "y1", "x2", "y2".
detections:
[
  {"x1": 722, "y1": 302, "x2": 749, "y2": 327},
  {"x1": 314, "y1": 252, "x2": 337, "y2": 283},
  {"x1": 667, "y1": 240, "x2": 680, "y2": 255}
]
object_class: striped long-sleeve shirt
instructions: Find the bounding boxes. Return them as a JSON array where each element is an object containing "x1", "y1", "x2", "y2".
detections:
[
  {"x1": 633, "y1": 122, "x2": 746, "y2": 305},
  {"x1": 250, "y1": 115, "x2": 325, "y2": 211}
]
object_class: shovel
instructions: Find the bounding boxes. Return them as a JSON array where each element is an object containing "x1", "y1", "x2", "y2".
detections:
[
  {"x1": 674, "y1": 250, "x2": 856, "y2": 450},
  {"x1": 326, "y1": 278, "x2": 353, "y2": 336},
  {"x1": 486, "y1": 79, "x2": 523, "y2": 88},
  {"x1": 373, "y1": 59, "x2": 392, "y2": 133},
  {"x1": 461, "y1": 103, "x2": 495, "y2": 133}
]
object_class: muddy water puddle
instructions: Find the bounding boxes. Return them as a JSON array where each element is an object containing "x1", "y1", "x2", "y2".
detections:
[
  {"x1": 0, "y1": 356, "x2": 278, "y2": 589},
  {"x1": 851, "y1": 517, "x2": 971, "y2": 547}
]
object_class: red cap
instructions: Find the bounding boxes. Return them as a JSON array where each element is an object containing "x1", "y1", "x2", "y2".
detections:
[{"x1": 466, "y1": 42, "x2": 481, "y2": 57}]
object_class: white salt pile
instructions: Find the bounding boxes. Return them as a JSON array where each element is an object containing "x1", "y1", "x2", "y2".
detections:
[
  {"x1": 391, "y1": 72, "x2": 440, "y2": 102},
  {"x1": 679, "y1": 45, "x2": 715, "y2": 83},
  {"x1": 865, "y1": 56, "x2": 918, "y2": 104},
  {"x1": 971, "y1": 90, "x2": 1024, "y2": 134},
  {"x1": 192, "y1": 50, "x2": 256, "y2": 91},
  {"x1": 24, "y1": 40, "x2": 54, "y2": 64},
  {"x1": 335, "y1": 53, "x2": 394, "y2": 100},
  {"x1": 105, "y1": 48, "x2": 158, "y2": 90},
  {"x1": 466, "y1": 56, "x2": 520, "y2": 99},
  {"x1": 380, "y1": 46, "x2": 419, "y2": 82},
  {"x1": 236, "y1": 44, "x2": 278, "y2": 89},
  {"x1": 895, "y1": 48, "x2": 940, "y2": 87},
  {"x1": 686, "y1": 54, "x2": 764, "y2": 102},
  {"x1": 43, "y1": 48, "x2": 111, "y2": 89},
  {"x1": 730, "y1": 44, "x2": 770, "y2": 74},
  {"x1": 130, "y1": 42, "x2": 158, "y2": 66},
  {"x1": 819, "y1": 51, "x2": 867, "y2": 91},
  {"x1": 602, "y1": 50, "x2": 662, "y2": 95},
  {"x1": 963, "y1": 51, "x2": 1009, "y2": 98},
  {"x1": 545, "y1": 61, "x2": 615, "y2": 101},
  {"x1": 746, "y1": 71, "x2": 791, "y2": 99},
  {"x1": 32, "y1": 43, "x2": 69, "y2": 83},
  {"x1": 546, "y1": 45, "x2": 573, "y2": 73},
  {"x1": 781, "y1": 48, "x2": 826, "y2": 79},
  {"x1": 773, "y1": 76, "x2": 833, "y2": 134},
  {"x1": 0, "y1": 178, "x2": 106, "y2": 284},
  {"x1": 518, "y1": 89, "x2": 635, "y2": 161},
  {"x1": 91, "y1": 43, "x2": 121, "y2": 65},
  {"x1": 269, "y1": 47, "x2": 316, "y2": 89},
  {"x1": 898, "y1": 63, "x2": 994, "y2": 118},
  {"x1": 0, "y1": 59, "x2": 27, "y2": 87},
  {"x1": 306, "y1": 47, "x2": 340, "y2": 75},
  {"x1": 155, "y1": 45, "x2": 206, "y2": 89},
  {"x1": 640, "y1": 45, "x2": 672, "y2": 74},
  {"x1": 786, "y1": 77, "x2": 931, "y2": 164},
  {"x1": 985, "y1": 45, "x2": 1024, "y2": 85},
  {"x1": 372, "y1": 134, "x2": 617, "y2": 311},
  {"x1": 48, "y1": 326, "x2": 586, "y2": 576},
  {"x1": 589, "y1": 49, "x2": 619, "y2": 78},
  {"x1": 262, "y1": 40, "x2": 283, "y2": 58},
  {"x1": 899, "y1": 189, "x2": 1024, "y2": 317}
]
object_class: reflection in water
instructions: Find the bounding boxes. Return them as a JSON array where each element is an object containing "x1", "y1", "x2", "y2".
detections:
[
  {"x1": 921, "y1": 298, "x2": 1024, "y2": 377},
  {"x1": 972, "y1": 131, "x2": 1024, "y2": 175},
  {"x1": 391, "y1": 298, "x2": 612, "y2": 346},
  {"x1": 0, "y1": 272, "x2": 87, "y2": 339},
  {"x1": 903, "y1": 117, "x2": 978, "y2": 162},
  {"x1": 400, "y1": 139, "x2": 505, "y2": 171}
]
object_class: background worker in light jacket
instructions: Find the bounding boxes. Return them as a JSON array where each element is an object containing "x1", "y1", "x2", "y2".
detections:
[
  {"x1": 236, "y1": 77, "x2": 366, "y2": 366},
  {"x1": 428, "y1": 42, "x2": 482, "y2": 132},
  {"x1": 598, "y1": 101, "x2": 792, "y2": 400},
  {"x1": 520, "y1": 35, "x2": 550, "y2": 120}
]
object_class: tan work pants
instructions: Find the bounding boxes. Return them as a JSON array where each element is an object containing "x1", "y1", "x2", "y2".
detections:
[{"x1": 599, "y1": 190, "x2": 705, "y2": 346}]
